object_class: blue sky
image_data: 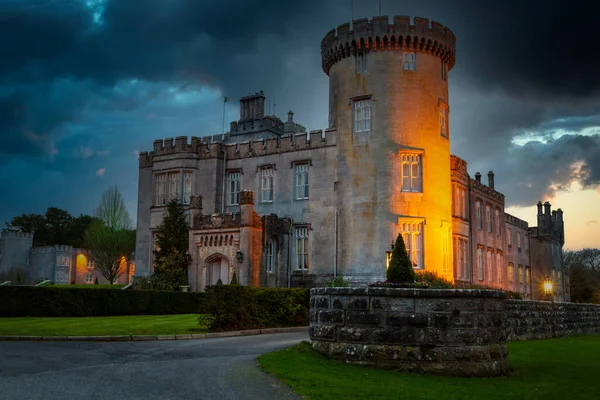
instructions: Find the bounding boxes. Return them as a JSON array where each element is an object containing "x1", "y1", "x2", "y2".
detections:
[{"x1": 1, "y1": 0, "x2": 600, "y2": 248}]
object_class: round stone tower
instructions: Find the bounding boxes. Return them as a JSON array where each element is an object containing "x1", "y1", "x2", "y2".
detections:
[{"x1": 322, "y1": 16, "x2": 457, "y2": 282}]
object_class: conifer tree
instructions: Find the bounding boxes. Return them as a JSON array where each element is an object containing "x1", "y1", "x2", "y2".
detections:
[
  {"x1": 151, "y1": 199, "x2": 190, "y2": 290},
  {"x1": 230, "y1": 271, "x2": 238, "y2": 285},
  {"x1": 386, "y1": 233, "x2": 415, "y2": 283}
]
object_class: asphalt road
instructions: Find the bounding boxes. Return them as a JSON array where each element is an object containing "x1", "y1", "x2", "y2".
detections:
[{"x1": 0, "y1": 332, "x2": 307, "y2": 400}]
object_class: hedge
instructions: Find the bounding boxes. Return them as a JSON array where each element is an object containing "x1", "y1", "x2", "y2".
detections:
[
  {"x1": 204, "y1": 285, "x2": 310, "y2": 331},
  {"x1": 0, "y1": 286, "x2": 206, "y2": 317}
]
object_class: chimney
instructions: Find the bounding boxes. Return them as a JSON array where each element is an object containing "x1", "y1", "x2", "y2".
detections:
[
  {"x1": 487, "y1": 171, "x2": 495, "y2": 189},
  {"x1": 475, "y1": 172, "x2": 481, "y2": 183},
  {"x1": 189, "y1": 195, "x2": 203, "y2": 227},
  {"x1": 544, "y1": 201, "x2": 551, "y2": 215},
  {"x1": 556, "y1": 208, "x2": 563, "y2": 221},
  {"x1": 239, "y1": 190, "x2": 255, "y2": 226},
  {"x1": 239, "y1": 91, "x2": 266, "y2": 121},
  {"x1": 537, "y1": 201, "x2": 543, "y2": 215},
  {"x1": 287, "y1": 110, "x2": 294, "y2": 123}
]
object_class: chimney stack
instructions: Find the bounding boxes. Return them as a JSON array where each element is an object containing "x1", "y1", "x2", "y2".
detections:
[
  {"x1": 487, "y1": 171, "x2": 495, "y2": 189},
  {"x1": 537, "y1": 201, "x2": 543, "y2": 215},
  {"x1": 544, "y1": 201, "x2": 551, "y2": 215},
  {"x1": 287, "y1": 110, "x2": 294, "y2": 123},
  {"x1": 239, "y1": 91, "x2": 266, "y2": 121},
  {"x1": 475, "y1": 172, "x2": 482, "y2": 183}
]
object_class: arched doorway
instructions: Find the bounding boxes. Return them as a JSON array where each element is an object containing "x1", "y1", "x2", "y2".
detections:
[{"x1": 205, "y1": 254, "x2": 230, "y2": 285}]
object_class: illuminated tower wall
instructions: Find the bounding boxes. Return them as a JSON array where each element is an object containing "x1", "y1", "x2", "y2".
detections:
[{"x1": 322, "y1": 16, "x2": 457, "y2": 282}]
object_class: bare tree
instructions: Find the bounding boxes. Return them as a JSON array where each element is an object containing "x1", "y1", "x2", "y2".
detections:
[{"x1": 84, "y1": 186, "x2": 135, "y2": 284}]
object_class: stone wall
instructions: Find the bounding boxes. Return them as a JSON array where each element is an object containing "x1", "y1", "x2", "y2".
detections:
[
  {"x1": 310, "y1": 288, "x2": 509, "y2": 377},
  {"x1": 506, "y1": 300, "x2": 600, "y2": 340}
]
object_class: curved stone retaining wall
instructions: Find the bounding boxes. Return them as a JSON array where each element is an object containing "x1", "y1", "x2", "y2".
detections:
[{"x1": 309, "y1": 287, "x2": 509, "y2": 377}]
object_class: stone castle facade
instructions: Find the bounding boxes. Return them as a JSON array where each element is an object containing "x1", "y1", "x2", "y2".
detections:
[
  {"x1": 0, "y1": 230, "x2": 135, "y2": 285},
  {"x1": 135, "y1": 16, "x2": 568, "y2": 301}
]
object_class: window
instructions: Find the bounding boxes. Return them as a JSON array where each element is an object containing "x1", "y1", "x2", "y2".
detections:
[
  {"x1": 486, "y1": 205, "x2": 492, "y2": 233},
  {"x1": 401, "y1": 222, "x2": 423, "y2": 269},
  {"x1": 168, "y1": 172, "x2": 180, "y2": 201},
  {"x1": 295, "y1": 227, "x2": 309, "y2": 270},
  {"x1": 518, "y1": 265, "x2": 523, "y2": 284},
  {"x1": 508, "y1": 263, "x2": 514, "y2": 283},
  {"x1": 403, "y1": 52, "x2": 416, "y2": 70},
  {"x1": 454, "y1": 186, "x2": 466, "y2": 218},
  {"x1": 495, "y1": 210, "x2": 500, "y2": 236},
  {"x1": 183, "y1": 172, "x2": 192, "y2": 204},
  {"x1": 86, "y1": 259, "x2": 94, "y2": 269},
  {"x1": 228, "y1": 172, "x2": 241, "y2": 205},
  {"x1": 401, "y1": 154, "x2": 422, "y2": 192},
  {"x1": 441, "y1": 59, "x2": 447, "y2": 80},
  {"x1": 295, "y1": 164, "x2": 309, "y2": 200},
  {"x1": 526, "y1": 267, "x2": 531, "y2": 285},
  {"x1": 155, "y1": 174, "x2": 166, "y2": 205},
  {"x1": 476, "y1": 201, "x2": 482, "y2": 229},
  {"x1": 477, "y1": 247, "x2": 484, "y2": 281},
  {"x1": 457, "y1": 239, "x2": 468, "y2": 279},
  {"x1": 353, "y1": 99, "x2": 371, "y2": 133},
  {"x1": 496, "y1": 252, "x2": 503, "y2": 283},
  {"x1": 507, "y1": 228, "x2": 512, "y2": 246},
  {"x1": 85, "y1": 274, "x2": 93, "y2": 283},
  {"x1": 266, "y1": 240, "x2": 275, "y2": 273},
  {"x1": 439, "y1": 104, "x2": 449, "y2": 138},
  {"x1": 517, "y1": 232, "x2": 522, "y2": 249},
  {"x1": 261, "y1": 168, "x2": 274, "y2": 203},
  {"x1": 486, "y1": 250, "x2": 493, "y2": 283},
  {"x1": 355, "y1": 49, "x2": 367, "y2": 73}
]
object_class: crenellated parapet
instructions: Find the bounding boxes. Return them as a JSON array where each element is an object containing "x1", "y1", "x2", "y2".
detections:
[
  {"x1": 30, "y1": 246, "x2": 55, "y2": 254},
  {"x1": 0, "y1": 230, "x2": 34, "y2": 239},
  {"x1": 321, "y1": 16, "x2": 456, "y2": 75},
  {"x1": 505, "y1": 213, "x2": 529, "y2": 230},
  {"x1": 450, "y1": 155, "x2": 468, "y2": 175},
  {"x1": 471, "y1": 178, "x2": 505, "y2": 203}
]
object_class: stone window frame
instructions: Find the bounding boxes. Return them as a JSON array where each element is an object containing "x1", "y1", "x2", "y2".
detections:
[
  {"x1": 475, "y1": 200, "x2": 482, "y2": 230},
  {"x1": 85, "y1": 274, "x2": 93, "y2": 284},
  {"x1": 355, "y1": 47, "x2": 367, "y2": 74},
  {"x1": 400, "y1": 152, "x2": 423, "y2": 193},
  {"x1": 403, "y1": 51, "x2": 417, "y2": 70},
  {"x1": 226, "y1": 168, "x2": 243, "y2": 206},
  {"x1": 485, "y1": 204, "x2": 492, "y2": 233},
  {"x1": 507, "y1": 227, "x2": 512, "y2": 247},
  {"x1": 260, "y1": 167, "x2": 274, "y2": 204},
  {"x1": 352, "y1": 96, "x2": 372, "y2": 133},
  {"x1": 476, "y1": 245, "x2": 484, "y2": 281},
  {"x1": 486, "y1": 247, "x2": 494, "y2": 283},
  {"x1": 495, "y1": 209, "x2": 501, "y2": 236},
  {"x1": 456, "y1": 237, "x2": 469, "y2": 280},
  {"x1": 441, "y1": 59, "x2": 447, "y2": 81},
  {"x1": 508, "y1": 262, "x2": 514, "y2": 284},
  {"x1": 266, "y1": 239, "x2": 276, "y2": 273},
  {"x1": 293, "y1": 162, "x2": 310, "y2": 201},
  {"x1": 398, "y1": 218, "x2": 425, "y2": 270},
  {"x1": 496, "y1": 250, "x2": 504, "y2": 284},
  {"x1": 183, "y1": 171, "x2": 193, "y2": 205},
  {"x1": 294, "y1": 224, "x2": 310, "y2": 271},
  {"x1": 439, "y1": 98, "x2": 449, "y2": 139}
]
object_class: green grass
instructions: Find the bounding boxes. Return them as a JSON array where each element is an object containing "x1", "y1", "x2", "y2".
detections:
[
  {"x1": 0, "y1": 314, "x2": 213, "y2": 336},
  {"x1": 258, "y1": 336, "x2": 600, "y2": 400},
  {"x1": 52, "y1": 284, "x2": 126, "y2": 289}
]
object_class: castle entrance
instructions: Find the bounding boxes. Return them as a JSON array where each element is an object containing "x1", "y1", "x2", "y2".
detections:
[{"x1": 206, "y1": 254, "x2": 230, "y2": 285}]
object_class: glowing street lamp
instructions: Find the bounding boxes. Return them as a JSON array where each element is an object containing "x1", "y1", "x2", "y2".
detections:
[
  {"x1": 543, "y1": 275, "x2": 553, "y2": 301},
  {"x1": 386, "y1": 243, "x2": 394, "y2": 269}
]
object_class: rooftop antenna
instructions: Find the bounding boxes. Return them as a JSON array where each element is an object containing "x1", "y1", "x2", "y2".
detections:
[
  {"x1": 351, "y1": 0, "x2": 353, "y2": 21},
  {"x1": 273, "y1": 102, "x2": 276, "y2": 116}
]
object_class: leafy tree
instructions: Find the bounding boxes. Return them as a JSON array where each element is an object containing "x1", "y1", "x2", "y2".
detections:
[
  {"x1": 387, "y1": 234, "x2": 415, "y2": 283},
  {"x1": 66, "y1": 215, "x2": 99, "y2": 248},
  {"x1": 151, "y1": 199, "x2": 189, "y2": 291},
  {"x1": 565, "y1": 249, "x2": 600, "y2": 303},
  {"x1": 230, "y1": 271, "x2": 238, "y2": 285},
  {"x1": 84, "y1": 186, "x2": 135, "y2": 284}
]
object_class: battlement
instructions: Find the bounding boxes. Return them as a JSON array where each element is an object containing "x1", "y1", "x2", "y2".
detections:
[
  {"x1": 321, "y1": 16, "x2": 456, "y2": 75},
  {"x1": 450, "y1": 155, "x2": 468, "y2": 175},
  {"x1": 30, "y1": 246, "x2": 55, "y2": 254},
  {"x1": 0, "y1": 230, "x2": 34, "y2": 239},
  {"x1": 505, "y1": 213, "x2": 529, "y2": 230},
  {"x1": 54, "y1": 245, "x2": 73, "y2": 253},
  {"x1": 140, "y1": 129, "x2": 336, "y2": 167},
  {"x1": 470, "y1": 178, "x2": 505, "y2": 203}
]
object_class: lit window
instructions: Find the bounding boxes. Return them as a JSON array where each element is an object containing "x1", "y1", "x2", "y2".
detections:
[
  {"x1": 228, "y1": 172, "x2": 241, "y2": 205},
  {"x1": 486, "y1": 205, "x2": 492, "y2": 233},
  {"x1": 355, "y1": 49, "x2": 367, "y2": 74},
  {"x1": 403, "y1": 52, "x2": 416, "y2": 70},
  {"x1": 518, "y1": 265, "x2": 523, "y2": 284},
  {"x1": 401, "y1": 221, "x2": 423, "y2": 269},
  {"x1": 486, "y1": 250, "x2": 493, "y2": 283},
  {"x1": 495, "y1": 210, "x2": 500, "y2": 236},
  {"x1": 477, "y1": 247, "x2": 484, "y2": 281},
  {"x1": 526, "y1": 267, "x2": 531, "y2": 285},
  {"x1": 441, "y1": 59, "x2": 447, "y2": 81},
  {"x1": 85, "y1": 274, "x2": 93, "y2": 283},
  {"x1": 508, "y1": 263, "x2": 514, "y2": 283},
  {"x1": 295, "y1": 227, "x2": 309, "y2": 270},
  {"x1": 183, "y1": 172, "x2": 193, "y2": 205},
  {"x1": 261, "y1": 168, "x2": 274, "y2": 203},
  {"x1": 168, "y1": 172, "x2": 180, "y2": 201},
  {"x1": 401, "y1": 154, "x2": 422, "y2": 192},
  {"x1": 266, "y1": 240, "x2": 275, "y2": 273},
  {"x1": 507, "y1": 228, "x2": 512, "y2": 246},
  {"x1": 439, "y1": 104, "x2": 449, "y2": 138},
  {"x1": 353, "y1": 99, "x2": 371, "y2": 133},
  {"x1": 295, "y1": 164, "x2": 309, "y2": 200},
  {"x1": 496, "y1": 252, "x2": 503, "y2": 284},
  {"x1": 476, "y1": 201, "x2": 482, "y2": 229},
  {"x1": 155, "y1": 174, "x2": 166, "y2": 206},
  {"x1": 86, "y1": 259, "x2": 94, "y2": 269}
]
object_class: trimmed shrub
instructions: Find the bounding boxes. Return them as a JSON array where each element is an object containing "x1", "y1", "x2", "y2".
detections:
[
  {"x1": 325, "y1": 276, "x2": 349, "y2": 288},
  {"x1": 0, "y1": 286, "x2": 206, "y2": 317},
  {"x1": 230, "y1": 272, "x2": 238, "y2": 285},
  {"x1": 387, "y1": 234, "x2": 415, "y2": 283},
  {"x1": 414, "y1": 271, "x2": 454, "y2": 289},
  {"x1": 203, "y1": 285, "x2": 310, "y2": 331}
]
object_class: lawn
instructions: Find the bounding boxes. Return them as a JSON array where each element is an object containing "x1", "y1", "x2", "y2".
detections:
[
  {"x1": 0, "y1": 314, "x2": 213, "y2": 336},
  {"x1": 258, "y1": 336, "x2": 600, "y2": 400},
  {"x1": 52, "y1": 284, "x2": 126, "y2": 289}
]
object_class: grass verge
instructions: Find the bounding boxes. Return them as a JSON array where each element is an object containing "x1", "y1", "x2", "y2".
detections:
[
  {"x1": 258, "y1": 336, "x2": 600, "y2": 400},
  {"x1": 0, "y1": 314, "x2": 213, "y2": 336}
]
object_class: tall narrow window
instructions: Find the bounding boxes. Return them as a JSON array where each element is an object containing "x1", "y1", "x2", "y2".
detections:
[
  {"x1": 401, "y1": 222, "x2": 423, "y2": 269},
  {"x1": 401, "y1": 154, "x2": 422, "y2": 192},
  {"x1": 518, "y1": 265, "x2": 524, "y2": 284},
  {"x1": 403, "y1": 52, "x2": 416, "y2": 70},
  {"x1": 507, "y1": 228, "x2": 512, "y2": 246},
  {"x1": 295, "y1": 227, "x2": 309, "y2": 270},
  {"x1": 295, "y1": 164, "x2": 309, "y2": 200},
  {"x1": 517, "y1": 231, "x2": 522, "y2": 249},
  {"x1": 526, "y1": 267, "x2": 531, "y2": 285},
  {"x1": 266, "y1": 240, "x2": 275, "y2": 273},
  {"x1": 508, "y1": 263, "x2": 514, "y2": 284},
  {"x1": 228, "y1": 172, "x2": 241, "y2": 205},
  {"x1": 486, "y1": 250, "x2": 493, "y2": 283},
  {"x1": 477, "y1": 247, "x2": 484, "y2": 281},
  {"x1": 168, "y1": 172, "x2": 180, "y2": 201},
  {"x1": 458, "y1": 239, "x2": 468, "y2": 279},
  {"x1": 155, "y1": 174, "x2": 166, "y2": 205},
  {"x1": 353, "y1": 99, "x2": 371, "y2": 133},
  {"x1": 261, "y1": 168, "x2": 274, "y2": 203},
  {"x1": 441, "y1": 59, "x2": 447, "y2": 80},
  {"x1": 355, "y1": 49, "x2": 367, "y2": 74},
  {"x1": 496, "y1": 252, "x2": 503, "y2": 283},
  {"x1": 476, "y1": 201, "x2": 482, "y2": 229},
  {"x1": 486, "y1": 205, "x2": 492, "y2": 233},
  {"x1": 183, "y1": 172, "x2": 192, "y2": 205},
  {"x1": 439, "y1": 104, "x2": 449, "y2": 138},
  {"x1": 495, "y1": 209, "x2": 500, "y2": 236}
]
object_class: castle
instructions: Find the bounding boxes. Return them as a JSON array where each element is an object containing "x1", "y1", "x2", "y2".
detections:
[{"x1": 134, "y1": 16, "x2": 568, "y2": 301}]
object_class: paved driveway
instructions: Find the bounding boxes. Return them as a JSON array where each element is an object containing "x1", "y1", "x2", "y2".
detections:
[{"x1": 0, "y1": 332, "x2": 307, "y2": 400}]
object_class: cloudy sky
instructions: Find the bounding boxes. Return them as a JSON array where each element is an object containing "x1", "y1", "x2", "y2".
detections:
[{"x1": 1, "y1": 0, "x2": 599, "y2": 249}]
